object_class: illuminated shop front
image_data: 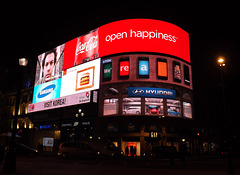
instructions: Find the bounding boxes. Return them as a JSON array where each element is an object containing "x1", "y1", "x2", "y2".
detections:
[{"x1": 96, "y1": 52, "x2": 193, "y2": 155}]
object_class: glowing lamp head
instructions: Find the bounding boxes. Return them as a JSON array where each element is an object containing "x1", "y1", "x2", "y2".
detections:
[
  {"x1": 19, "y1": 58, "x2": 28, "y2": 66},
  {"x1": 217, "y1": 57, "x2": 226, "y2": 67}
]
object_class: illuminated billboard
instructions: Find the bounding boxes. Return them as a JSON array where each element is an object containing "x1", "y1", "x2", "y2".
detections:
[
  {"x1": 128, "y1": 87, "x2": 176, "y2": 99},
  {"x1": 62, "y1": 19, "x2": 190, "y2": 71},
  {"x1": 99, "y1": 19, "x2": 190, "y2": 63},
  {"x1": 29, "y1": 18, "x2": 190, "y2": 113},
  {"x1": 60, "y1": 59, "x2": 100, "y2": 97},
  {"x1": 29, "y1": 53, "x2": 100, "y2": 113}
]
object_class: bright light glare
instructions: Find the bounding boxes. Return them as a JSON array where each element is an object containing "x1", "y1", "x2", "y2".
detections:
[
  {"x1": 19, "y1": 58, "x2": 28, "y2": 66},
  {"x1": 217, "y1": 57, "x2": 225, "y2": 64}
]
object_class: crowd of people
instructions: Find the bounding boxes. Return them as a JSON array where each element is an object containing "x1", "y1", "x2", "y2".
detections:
[{"x1": 125, "y1": 146, "x2": 136, "y2": 158}]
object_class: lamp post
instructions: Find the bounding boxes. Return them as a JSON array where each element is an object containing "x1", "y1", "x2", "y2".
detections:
[
  {"x1": 217, "y1": 56, "x2": 226, "y2": 125},
  {"x1": 3, "y1": 58, "x2": 28, "y2": 172},
  {"x1": 217, "y1": 56, "x2": 228, "y2": 119},
  {"x1": 217, "y1": 57, "x2": 226, "y2": 67}
]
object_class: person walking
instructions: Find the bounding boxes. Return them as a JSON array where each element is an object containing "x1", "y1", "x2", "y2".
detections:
[
  {"x1": 130, "y1": 146, "x2": 134, "y2": 158},
  {"x1": 125, "y1": 146, "x2": 129, "y2": 157}
]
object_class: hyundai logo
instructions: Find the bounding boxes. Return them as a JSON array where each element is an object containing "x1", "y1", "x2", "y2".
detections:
[{"x1": 132, "y1": 89, "x2": 144, "y2": 95}]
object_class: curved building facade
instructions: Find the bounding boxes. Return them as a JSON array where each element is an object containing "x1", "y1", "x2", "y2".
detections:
[
  {"x1": 26, "y1": 18, "x2": 194, "y2": 156},
  {"x1": 96, "y1": 52, "x2": 193, "y2": 156}
]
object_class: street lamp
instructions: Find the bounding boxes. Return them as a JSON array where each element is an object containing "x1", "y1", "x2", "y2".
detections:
[
  {"x1": 19, "y1": 58, "x2": 28, "y2": 67},
  {"x1": 217, "y1": 56, "x2": 227, "y2": 125},
  {"x1": 217, "y1": 56, "x2": 226, "y2": 67},
  {"x1": 4, "y1": 58, "x2": 28, "y2": 173}
]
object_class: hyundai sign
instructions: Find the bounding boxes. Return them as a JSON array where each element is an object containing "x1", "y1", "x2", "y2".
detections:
[{"x1": 128, "y1": 87, "x2": 176, "y2": 99}]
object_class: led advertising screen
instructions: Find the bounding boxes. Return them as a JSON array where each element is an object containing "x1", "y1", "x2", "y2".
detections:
[
  {"x1": 29, "y1": 18, "x2": 190, "y2": 113},
  {"x1": 173, "y1": 61, "x2": 181, "y2": 83},
  {"x1": 102, "y1": 58, "x2": 112, "y2": 81},
  {"x1": 63, "y1": 29, "x2": 99, "y2": 70},
  {"x1": 157, "y1": 58, "x2": 168, "y2": 80},
  {"x1": 29, "y1": 54, "x2": 100, "y2": 113},
  {"x1": 99, "y1": 19, "x2": 190, "y2": 63},
  {"x1": 119, "y1": 58, "x2": 130, "y2": 79},
  {"x1": 138, "y1": 57, "x2": 149, "y2": 78},
  {"x1": 60, "y1": 59, "x2": 100, "y2": 97}
]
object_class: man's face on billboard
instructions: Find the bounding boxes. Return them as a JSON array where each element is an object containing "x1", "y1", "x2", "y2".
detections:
[{"x1": 43, "y1": 53, "x2": 55, "y2": 81}]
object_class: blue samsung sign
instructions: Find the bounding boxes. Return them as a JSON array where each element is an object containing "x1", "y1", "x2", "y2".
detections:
[
  {"x1": 128, "y1": 87, "x2": 176, "y2": 99},
  {"x1": 37, "y1": 84, "x2": 56, "y2": 98}
]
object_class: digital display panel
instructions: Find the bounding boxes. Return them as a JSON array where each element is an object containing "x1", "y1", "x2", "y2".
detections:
[
  {"x1": 138, "y1": 57, "x2": 149, "y2": 78},
  {"x1": 29, "y1": 56, "x2": 100, "y2": 113},
  {"x1": 63, "y1": 30, "x2": 99, "y2": 70},
  {"x1": 99, "y1": 19, "x2": 190, "y2": 63},
  {"x1": 103, "y1": 63, "x2": 112, "y2": 79},
  {"x1": 33, "y1": 78, "x2": 61, "y2": 103},
  {"x1": 173, "y1": 61, "x2": 181, "y2": 83},
  {"x1": 34, "y1": 44, "x2": 64, "y2": 86},
  {"x1": 184, "y1": 65, "x2": 190, "y2": 85},
  {"x1": 102, "y1": 58, "x2": 112, "y2": 81},
  {"x1": 119, "y1": 58, "x2": 129, "y2": 79},
  {"x1": 60, "y1": 59, "x2": 100, "y2": 97},
  {"x1": 157, "y1": 58, "x2": 168, "y2": 80}
]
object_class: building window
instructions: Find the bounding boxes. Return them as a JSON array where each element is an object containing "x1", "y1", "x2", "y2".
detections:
[
  {"x1": 183, "y1": 93, "x2": 191, "y2": 101},
  {"x1": 145, "y1": 98, "x2": 163, "y2": 115},
  {"x1": 122, "y1": 87, "x2": 129, "y2": 94},
  {"x1": 104, "y1": 87, "x2": 119, "y2": 97},
  {"x1": 122, "y1": 98, "x2": 141, "y2": 115},
  {"x1": 183, "y1": 102, "x2": 192, "y2": 119},
  {"x1": 167, "y1": 99, "x2": 181, "y2": 117},
  {"x1": 103, "y1": 98, "x2": 118, "y2": 116}
]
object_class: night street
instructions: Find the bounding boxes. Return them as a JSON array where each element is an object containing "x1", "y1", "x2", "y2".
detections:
[
  {"x1": 1, "y1": 155, "x2": 240, "y2": 175},
  {"x1": 1, "y1": 2, "x2": 240, "y2": 175}
]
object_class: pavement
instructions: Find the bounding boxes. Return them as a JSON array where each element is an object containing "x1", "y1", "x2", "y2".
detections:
[{"x1": 0, "y1": 154, "x2": 239, "y2": 175}]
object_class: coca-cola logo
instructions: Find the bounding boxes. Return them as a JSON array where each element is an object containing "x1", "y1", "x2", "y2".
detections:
[{"x1": 76, "y1": 35, "x2": 98, "y2": 55}]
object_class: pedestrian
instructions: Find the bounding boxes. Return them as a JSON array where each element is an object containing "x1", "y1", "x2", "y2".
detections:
[
  {"x1": 130, "y1": 146, "x2": 134, "y2": 158},
  {"x1": 125, "y1": 146, "x2": 129, "y2": 157},
  {"x1": 133, "y1": 147, "x2": 136, "y2": 157}
]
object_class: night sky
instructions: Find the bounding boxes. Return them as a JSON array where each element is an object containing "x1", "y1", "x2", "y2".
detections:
[{"x1": 1, "y1": 3, "x2": 239, "y2": 128}]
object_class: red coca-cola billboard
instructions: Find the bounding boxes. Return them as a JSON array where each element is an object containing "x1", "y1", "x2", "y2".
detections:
[
  {"x1": 63, "y1": 29, "x2": 99, "y2": 70},
  {"x1": 75, "y1": 29, "x2": 98, "y2": 65}
]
